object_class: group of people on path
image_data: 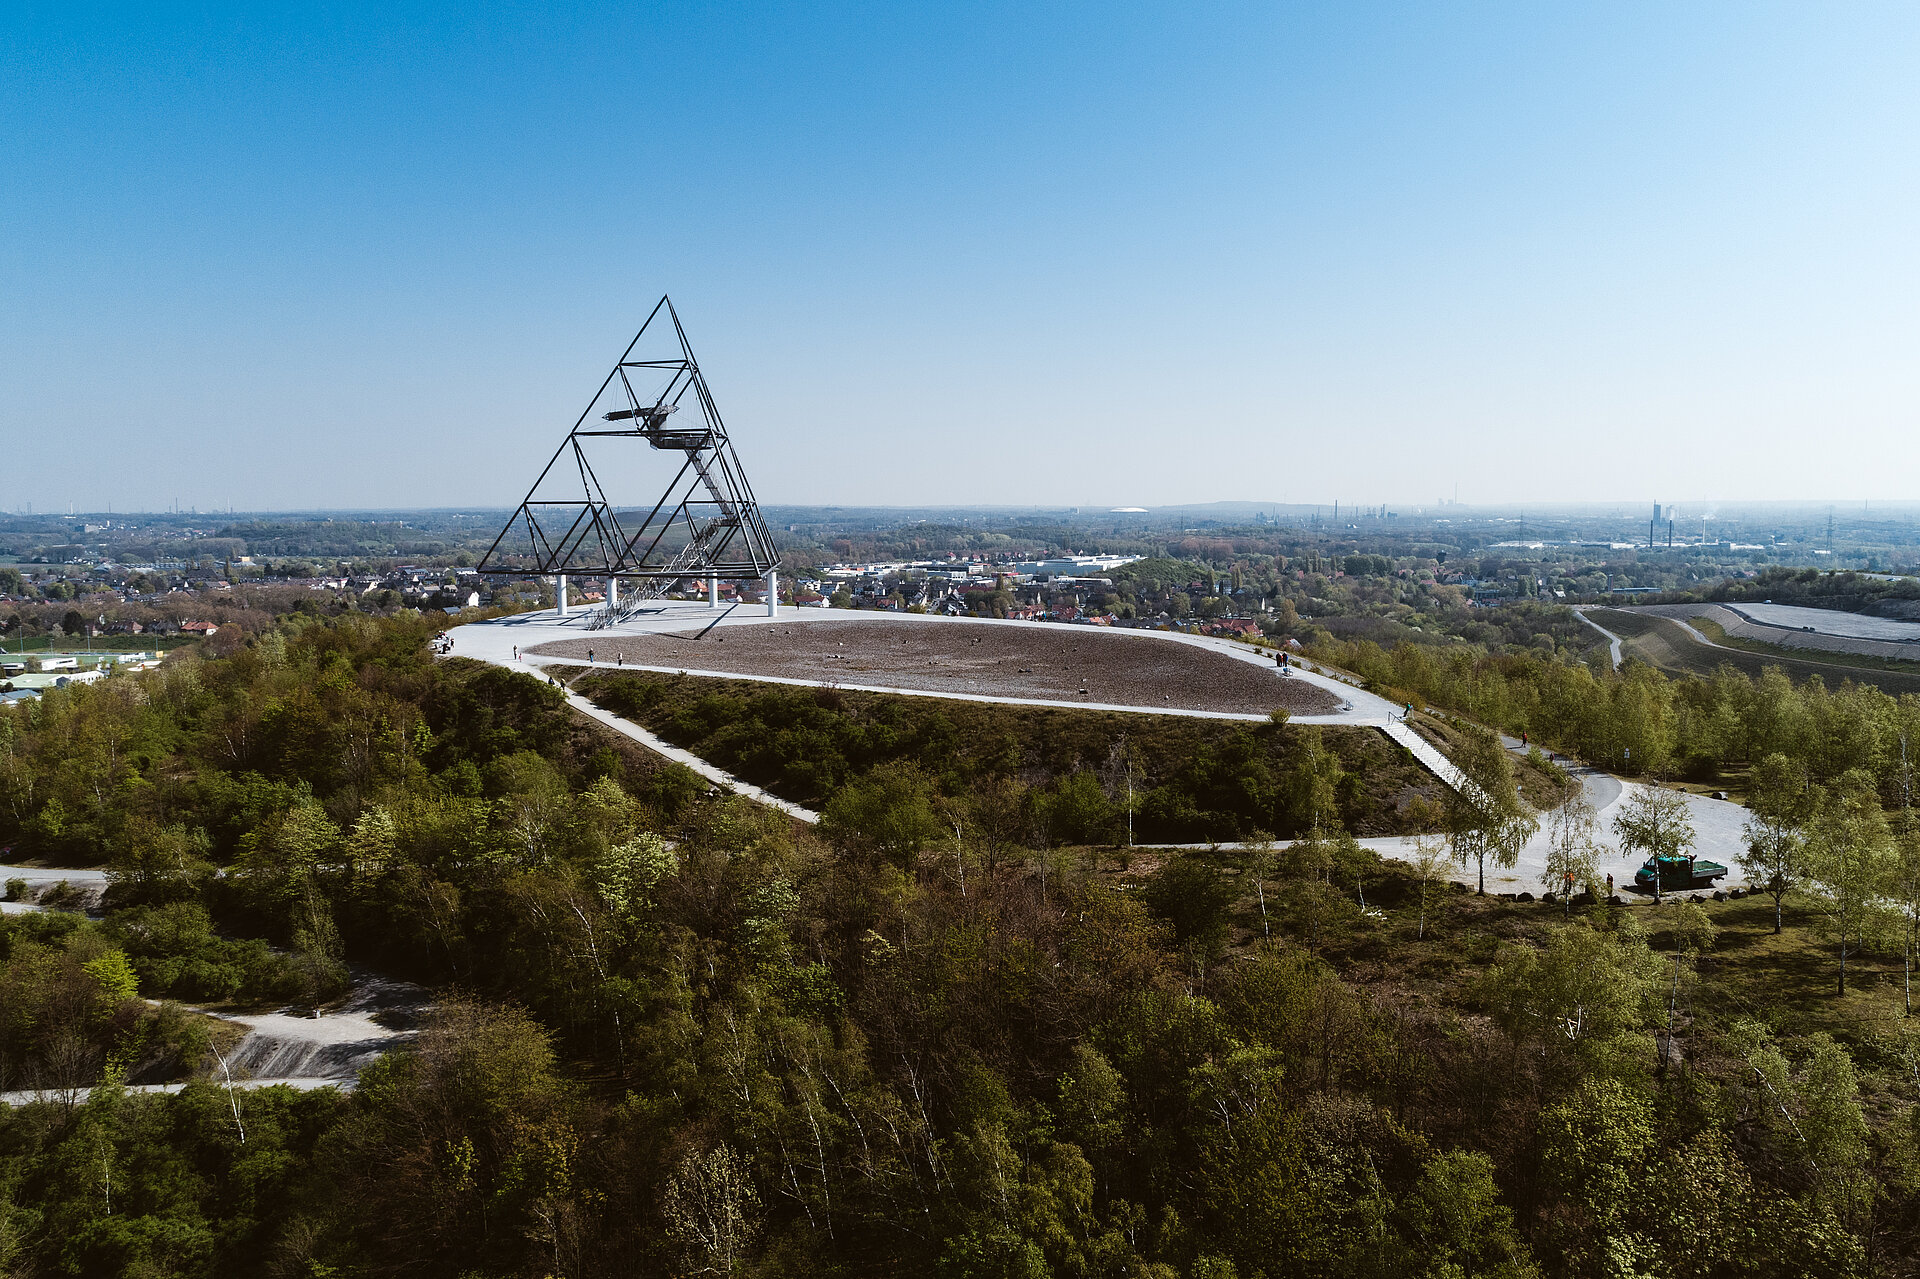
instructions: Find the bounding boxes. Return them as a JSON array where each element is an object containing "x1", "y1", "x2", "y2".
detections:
[{"x1": 509, "y1": 643, "x2": 622, "y2": 668}]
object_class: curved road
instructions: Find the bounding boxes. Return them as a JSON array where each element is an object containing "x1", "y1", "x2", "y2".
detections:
[{"x1": 1573, "y1": 607, "x2": 1625, "y2": 670}]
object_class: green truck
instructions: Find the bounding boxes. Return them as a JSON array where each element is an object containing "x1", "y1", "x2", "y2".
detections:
[{"x1": 1633, "y1": 854, "x2": 1728, "y2": 892}]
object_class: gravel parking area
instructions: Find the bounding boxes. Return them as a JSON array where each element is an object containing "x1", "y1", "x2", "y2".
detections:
[{"x1": 530, "y1": 618, "x2": 1339, "y2": 716}]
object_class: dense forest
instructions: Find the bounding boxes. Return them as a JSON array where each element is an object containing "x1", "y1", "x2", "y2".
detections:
[
  {"x1": 1, "y1": 614, "x2": 1919, "y2": 1276},
  {"x1": 1314, "y1": 630, "x2": 1920, "y2": 795}
]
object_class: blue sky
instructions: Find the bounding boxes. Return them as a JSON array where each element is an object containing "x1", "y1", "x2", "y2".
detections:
[{"x1": 6, "y1": 3, "x2": 1920, "y2": 511}]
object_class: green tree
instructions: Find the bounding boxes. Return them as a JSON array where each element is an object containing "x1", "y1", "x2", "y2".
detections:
[
  {"x1": 1740, "y1": 752, "x2": 1812, "y2": 934},
  {"x1": 321, "y1": 1000, "x2": 586, "y2": 1275},
  {"x1": 821, "y1": 762, "x2": 941, "y2": 868},
  {"x1": 1402, "y1": 1148, "x2": 1541, "y2": 1279},
  {"x1": 1034, "y1": 770, "x2": 1114, "y2": 846},
  {"x1": 1656, "y1": 903, "x2": 1714, "y2": 1069},
  {"x1": 1541, "y1": 790, "x2": 1608, "y2": 915},
  {"x1": 82, "y1": 948, "x2": 140, "y2": 1014},
  {"x1": 592, "y1": 833, "x2": 677, "y2": 924},
  {"x1": 1730, "y1": 1022, "x2": 1873, "y2": 1215},
  {"x1": 1141, "y1": 855, "x2": 1236, "y2": 963},
  {"x1": 1803, "y1": 771, "x2": 1897, "y2": 995},
  {"x1": 1445, "y1": 727, "x2": 1538, "y2": 896},
  {"x1": 1406, "y1": 833, "x2": 1449, "y2": 940},
  {"x1": 1611, "y1": 784, "x2": 1695, "y2": 904},
  {"x1": 1539, "y1": 1076, "x2": 1655, "y2": 1270},
  {"x1": 1483, "y1": 917, "x2": 1659, "y2": 1066},
  {"x1": 662, "y1": 1144, "x2": 761, "y2": 1276},
  {"x1": 1890, "y1": 806, "x2": 1920, "y2": 1017},
  {"x1": 106, "y1": 819, "x2": 214, "y2": 908}
]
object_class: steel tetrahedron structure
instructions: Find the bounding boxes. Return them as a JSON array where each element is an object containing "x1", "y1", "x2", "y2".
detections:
[{"x1": 477, "y1": 297, "x2": 778, "y2": 597}]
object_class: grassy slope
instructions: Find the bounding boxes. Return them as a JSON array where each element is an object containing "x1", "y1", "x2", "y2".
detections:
[
  {"x1": 1175, "y1": 847, "x2": 1913, "y2": 1087},
  {"x1": 1588, "y1": 608, "x2": 1920, "y2": 695},
  {"x1": 1688, "y1": 613, "x2": 1920, "y2": 675},
  {"x1": 577, "y1": 669, "x2": 1444, "y2": 839},
  {"x1": 1403, "y1": 711, "x2": 1573, "y2": 809}
]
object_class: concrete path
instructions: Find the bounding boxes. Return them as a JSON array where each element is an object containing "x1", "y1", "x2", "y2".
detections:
[
  {"x1": 1573, "y1": 607, "x2": 1625, "y2": 670},
  {"x1": 1355, "y1": 768, "x2": 1749, "y2": 898},
  {"x1": 551, "y1": 674, "x2": 821, "y2": 823},
  {"x1": 534, "y1": 653, "x2": 1384, "y2": 728},
  {"x1": 0, "y1": 864, "x2": 109, "y2": 886},
  {"x1": 0, "y1": 864, "x2": 109, "y2": 914},
  {"x1": 462, "y1": 604, "x2": 1400, "y2": 827},
  {"x1": 1132, "y1": 752, "x2": 1756, "y2": 904},
  {"x1": 1, "y1": 1077, "x2": 344, "y2": 1107}
]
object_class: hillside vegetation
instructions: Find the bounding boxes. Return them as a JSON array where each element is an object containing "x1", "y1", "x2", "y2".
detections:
[
  {"x1": 0, "y1": 615, "x2": 1917, "y2": 1277},
  {"x1": 575, "y1": 669, "x2": 1445, "y2": 842}
]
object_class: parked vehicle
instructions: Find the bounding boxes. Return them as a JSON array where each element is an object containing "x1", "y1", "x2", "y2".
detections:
[{"x1": 1633, "y1": 854, "x2": 1727, "y2": 892}]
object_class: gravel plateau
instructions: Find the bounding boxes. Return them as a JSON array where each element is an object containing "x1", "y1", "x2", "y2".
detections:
[{"x1": 531, "y1": 618, "x2": 1339, "y2": 716}]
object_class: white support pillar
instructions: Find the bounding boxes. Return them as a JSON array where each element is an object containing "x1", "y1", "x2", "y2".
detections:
[
  {"x1": 709, "y1": 575, "x2": 720, "y2": 608},
  {"x1": 556, "y1": 574, "x2": 569, "y2": 616},
  {"x1": 607, "y1": 577, "x2": 619, "y2": 609},
  {"x1": 765, "y1": 569, "x2": 779, "y2": 617}
]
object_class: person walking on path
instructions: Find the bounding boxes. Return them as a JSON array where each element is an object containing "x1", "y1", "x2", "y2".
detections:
[{"x1": 587, "y1": 648, "x2": 595, "y2": 666}]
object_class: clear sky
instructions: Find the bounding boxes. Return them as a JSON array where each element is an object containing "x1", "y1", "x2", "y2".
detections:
[{"x1": 6, "y1": 3, "x2": 1920, "y2": 512}]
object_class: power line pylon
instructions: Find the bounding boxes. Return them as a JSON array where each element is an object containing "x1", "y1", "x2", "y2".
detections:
[{"x1": 477, "y1": 297, "x2": 778, "y2": 615}]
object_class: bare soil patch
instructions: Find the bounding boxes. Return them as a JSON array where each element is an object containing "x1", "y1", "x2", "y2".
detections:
[{"x1": 533, "y1": 617, "x2": 1338, "y2": 716}]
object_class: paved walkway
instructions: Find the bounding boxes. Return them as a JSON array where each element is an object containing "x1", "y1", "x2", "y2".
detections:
[
  {"x1": 1140, "y1": 769, "x2": 1748, "y2": 901},
  {"x1": 552, "y1": 675, "x2": 821, "y2": 823},
  {"x1": 0, "y1": 864, "x2": 108, "y2": 915},
  {"x1": 0, "y1": 1077, "x2": 344, "y2": 1107},
  {"x1": 455, "y1": 605, "x2": 1406, "y2": 827},
  {"x1": 1573, "y1": 607, "x2": 1625, "y2": 670}
]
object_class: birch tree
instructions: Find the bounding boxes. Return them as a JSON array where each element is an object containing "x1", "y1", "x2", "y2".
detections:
[
  {"x1": 1542, "y1": 790, "x2": 1609, "y2": 916},
  {"x1": 1446, "y1": 728, "x2": 1538, "y2": 896},
  {"x1": 1738, "y1": 753, "x2": 1811, "y2": 934},
  {"x1": 1612, "y1": 786, "x2": 1694, "y2": 905},
  {"x1": 1803, "y1": 771, "x2": 1896, "y2": 997}
]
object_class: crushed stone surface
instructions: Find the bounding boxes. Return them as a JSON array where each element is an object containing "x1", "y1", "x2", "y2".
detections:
[{"x1": 532, "y1": 618, "x2": 1339, "y2": 716}]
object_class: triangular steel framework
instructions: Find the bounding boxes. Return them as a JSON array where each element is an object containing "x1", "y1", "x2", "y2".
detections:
[{"x1": 476, "y1": 297, "x2": 778, "y2": 588}]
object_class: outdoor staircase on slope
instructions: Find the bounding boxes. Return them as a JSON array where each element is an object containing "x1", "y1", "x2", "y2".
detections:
[{"x1": 1380, "y1": 720, "x2": 1492, "y2": 810}]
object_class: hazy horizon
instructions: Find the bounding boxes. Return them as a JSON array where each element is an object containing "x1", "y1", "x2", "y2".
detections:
[
  {"x1": 8, "y1": 4, "x2": 1920, "y2": 512},
  {"x1": 13, "y1": 500, "x2": 1920, "y2": 525}
]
